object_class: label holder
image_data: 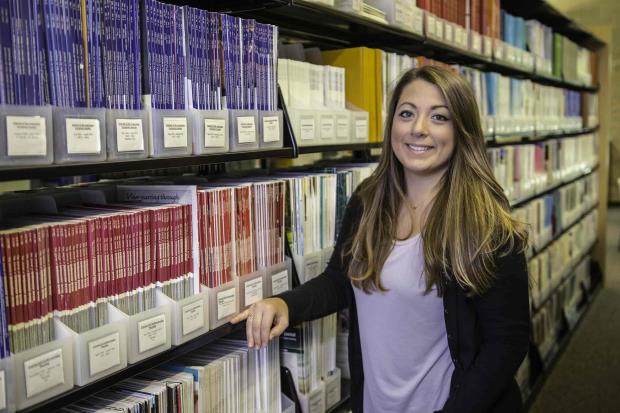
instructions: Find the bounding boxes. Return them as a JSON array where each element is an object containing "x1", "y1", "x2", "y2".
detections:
[
  {"x1": 52, "y1": 107, "x2": 107, "y2": 163},
  {"x1": 0, "y1": 104, "x2": 54, "y2": 165},
  {"x1": 155, "y1": 289, "x2": 210, "y2": 346},
  {"x1": 53, "y1": 308, "x2": 127, "y2": 386}
]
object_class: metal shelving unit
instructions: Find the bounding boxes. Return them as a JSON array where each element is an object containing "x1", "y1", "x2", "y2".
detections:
[{"x1": 2, "y1": 1, "x2": 606, "y2": 412}]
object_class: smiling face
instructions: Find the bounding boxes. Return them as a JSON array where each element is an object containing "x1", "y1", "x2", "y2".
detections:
[{"x1": 390, "y1": 79, "x2": 455, "y2": 183}]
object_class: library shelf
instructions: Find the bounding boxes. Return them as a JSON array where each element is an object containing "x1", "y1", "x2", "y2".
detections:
[
  {"x1": 225, "y1": 0, "x2": 598, "y2": 93},
  {"x1": 487, "y1": 125, "x2": 599, "y2": 147},
  {"x1": 530, "y1": 202, "x2": 599, "y2": 262},
  {"x1": 19, "y1": 322, "x2": 244, "y2": 413},
  {"x1": 501, "y1": 0, "x2": 605, "y2": 52},
  {"x1": 531, "y1": 223, "x2": 598, "y2": 316},
  {"x1": 298, "y1": 142, "x2": 383, "y2": 154},
  {"x1": 510, "y1": 164, "x2": 598, "y2": 209},
  {"x1": 524, "y1": 282, "x2": 602, "y2": 410},
  {"x1": 0, "y1": 148, "x2": 295, "y2": 182}
]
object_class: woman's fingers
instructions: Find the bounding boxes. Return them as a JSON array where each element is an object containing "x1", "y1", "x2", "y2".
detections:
[
  {"x1": 250, "y1": 309, "x2": 264, "y2": 349},
  {"x1": 230, "y1": 308, "x2": 250, "y2": 325},
  {"x1": 269, "y1": 313, "x2": 289, "y2": 340},
  {"x1": 233, "y1": 298, "x2": 290, "y2": 348},
  {"x1": 260, "y1": 307, "x2": 276, "y2": 347}
]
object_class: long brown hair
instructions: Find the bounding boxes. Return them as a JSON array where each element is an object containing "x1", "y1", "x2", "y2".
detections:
[{"x1": 347, "y1": 65, "x2": 527, "y2": 296}]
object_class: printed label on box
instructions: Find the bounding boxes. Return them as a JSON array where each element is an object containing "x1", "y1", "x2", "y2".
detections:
[
  {"x1": 483, "y1": 37, "x2": 492, "y2": 57},
  {"x1": 244, "y1": 277, "x2": 264, "y2": 306},
  {"x1": 355, "y1": 118, "x2": 367, "y2": 139},
  {"x1": 271, "y1": 270, "x2": 289, "y2": 295},
  {"x1": 306, "y1": 259, "x2": 321, "y2": 280},
  {"x1": 308, "y1": 390, "x2": 324, "y2": 413},
  {"x1": 24, "y1": 348, "x2": 65, "y2": 399},
  {"x1": 326, "y1": 376, "x2": 341, "y2": 407},
  {"x1": 237, "y1": 116, "x2": 257, "y2": 143},
  {"x1": 412, "y1": 9, "x2": 423, "y2": 33},
  {"x1": 66, "y1": 118, "x2": 101, "y2": 154},
  {"x1": 182, "y1": 299, "x2": 205, "y2": 336},
  {"x1": 204, "y1": 118, "x2": 226, "y2": 148},
  {"x1": 6, "y1": 115, "x2": 47, "y2": 156},
  {"x1": 426, "y1": 14, "x2": 436, "y2": 36},
  {"x1": 444, "y1": 23, "x2": 453, "y2": 41},
  {"x1": 88, "y1": 332, "x2": 121, "y2": 376},
  {"x1": 300, "y1": 117, "x2": 315, "y2": 140},
  {"x1": 138, "y1": 314, "x2": 167, "y2": 354},
  {"x1": 472, "y1": 32, "x2": 482, "y2": 53},
  {"x1": 116, "y1": 118, "x2": 145, "y2": 152},
  {"x1": 320, "y1": 116, "x2": 335, "y2": 139},
  {"x1": 217, "y1": 288, "x2": 237, "y2": 320},
  {"x1": 262, "y1": 116, "x2": 280, "y2": 142},
  {"x1": 336, "y1": 117, "x2": 349, "y2": 138},
  {"x1": 0, "y1": 370, "x2": 6, "y2": 410},
  {"x1": 163, "y1": 117, "x2": 188, "y2": 148},
  {"x1": 435, "y1": 19, "x2": 443, "y2": 39}
]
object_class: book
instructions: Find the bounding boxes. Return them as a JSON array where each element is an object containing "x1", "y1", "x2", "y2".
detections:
[
  {"x1": 321, "y1": 47, "x2": 383, "y2": 141},
  {"x1": 0, "y1": 0, "x2": 49, "y2": 106}
]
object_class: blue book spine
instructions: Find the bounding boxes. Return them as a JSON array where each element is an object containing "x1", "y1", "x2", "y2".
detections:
[
  {"x1": 140, "y1": 0, "x2": 151, "y2": 108},
  {"x1": 8, "y1": 0, "x2": 22, "y2": 105},
  {"x1": 74, "y1": 0, "x2": 86, "y2": 107},
  {"x1": 0, "y1": 0, "x2": 14, "y2": 105},
  {"x1": 37, "y1": 0, "x2": 50, "y2": 105},
  {"x1": 209, "y1": 12, "x2": 221, "y2": 110},
  {"x1": 130, "y1": 0, "x2": 140, "y2": 110},
  {"x1": 24, "y1": 0, "x2": 35, "y2": 106},
  {"x1": 119, "y1": 0, "x2": 128, "y2": 110}
]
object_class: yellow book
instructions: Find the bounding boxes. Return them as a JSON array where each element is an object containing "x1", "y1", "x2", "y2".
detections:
[{"x1": 321, "y1": 47, "x2": 383, "y2": 141}]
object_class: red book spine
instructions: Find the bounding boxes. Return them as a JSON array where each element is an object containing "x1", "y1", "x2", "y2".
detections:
[
  {"x1": 148, "y1": 209, "x2": 157, "y2": 288},
  {"x1": 9, "y1": 233, "x2": 22, "y2": 325},
  {"x1": 153, "y1": 208, "x2": 163, "y2": 283},
  {"x1": 69, "y1": 223, "x2": 78, "y2": 313},
  {"x1": 15, "y1": 232, "x2": 27, "y2": 325},
  {"x1": 34, "y1": 228, "x2": 46, "y2": 321},
  {"x1": 31, "y1": 229, "x2": 42, "y2": 323},
  {"x1": 222, "y1": 189, "x2": 230, "y2": 283},
  {"x1": 217, "y1": 190, "x2": 225, "y2": 284},
  {"x1": 86, "y1": 220, "x2": 95, "y2": 307},
  {"x1": 24, "y1": 230, "x2": 35, "y2": 323},
  {"x1": 102, "y1": 217, "x2": 111, "y2": 302},
  {"x1": 122, "y1": 213, "x2": 131, "y2": 295},
  {"x1": 79, "y1": 222, "x2": 90, "y2": 308},
  {"x1": 130, "y1": 212, "x2": 138, "y2": 293},
  {"x1": 8, "y1": 233, "x2": 22, "y2": 326},
  {"x1": 172, "y1": 205, "x2": 180, "y2": 280},
  {"x1": 113, "y1": 214, "x2": 122, "y2": 297},
  {"x1": 142, "y1": 210, "x2": 151, "y2": 288},
  {"x1": 197, "y1": 192, "x2": 205, "y2": 286},
  {"x1": 184, "y1": 204, "x2": 191, "y2": 276}
]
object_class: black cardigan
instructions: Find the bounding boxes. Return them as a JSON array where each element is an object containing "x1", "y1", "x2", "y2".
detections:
[{"x1": 278, "y1": 192, "x2": 530, "y2": 413}]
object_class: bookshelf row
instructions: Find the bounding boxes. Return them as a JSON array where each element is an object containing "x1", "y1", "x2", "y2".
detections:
[
  {"x1": 0, "y1": 0, "x2": 600, "y2": 176},
  {"x1": 226, "y1": 0, "x2": 601, "y2": 92},
  {"x1": 0, "y1": 127, "x2": 598, "y2": 183},
  {"x1": 519, "y1": 245, "x2": 600, "y2": 407}
]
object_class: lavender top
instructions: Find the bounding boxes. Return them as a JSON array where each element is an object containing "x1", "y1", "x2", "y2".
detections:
[{"x1": 353, "y1": 234, "x2": 454, "y2": 412}]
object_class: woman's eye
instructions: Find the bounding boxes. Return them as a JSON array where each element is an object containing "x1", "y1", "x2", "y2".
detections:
[
  {"x1": 431, "y1": 114, "x2": 449, "y2": 122},
  {"x1": 399, "y1": 110, "x2": 414, "y2": 118}
]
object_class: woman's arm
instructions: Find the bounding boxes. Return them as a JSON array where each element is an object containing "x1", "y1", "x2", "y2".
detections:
[
  {"x1": 231, "y1": 192, "x2": 363, "y2": 345},
  {"x1": 442, "y1": 249, "x2": 531, "y2": 413},
  {"x1": 276, "y1": 192, "x2": 362, "y2": 325}
]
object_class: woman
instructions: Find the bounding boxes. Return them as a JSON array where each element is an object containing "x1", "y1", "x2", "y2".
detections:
[{"x1": 231, "y1": 65, "x2": 530, "y2": 413}]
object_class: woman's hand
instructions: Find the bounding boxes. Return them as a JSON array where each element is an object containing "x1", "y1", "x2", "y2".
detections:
[{"x1": 230, "y1": 297, "x2": 290, "y2": 349}]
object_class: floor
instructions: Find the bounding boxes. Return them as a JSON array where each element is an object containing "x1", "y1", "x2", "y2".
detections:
[{"x1": 529, "y1": 207, "x2": 620, "y2": 413}]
